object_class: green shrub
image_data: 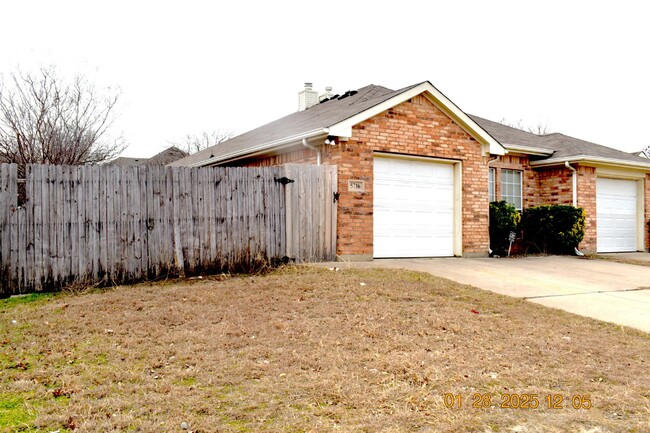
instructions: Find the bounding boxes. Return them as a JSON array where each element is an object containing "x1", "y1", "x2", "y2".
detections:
[
  {"x1": 489, "y1": 201, "x2": 521, "y2": 256},
  {"x1": 523, "y1": 205, "x2": 585, "y2": 254}
]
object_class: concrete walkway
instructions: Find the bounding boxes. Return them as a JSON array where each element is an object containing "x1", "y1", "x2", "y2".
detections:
[{"x1": 323, "y1": 256, "x2": 650, "y2": 333}]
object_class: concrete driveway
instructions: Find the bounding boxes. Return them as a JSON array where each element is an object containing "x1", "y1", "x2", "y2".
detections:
[{"x1": 330, "y1": 256, "x2": 650, "y2": 333}]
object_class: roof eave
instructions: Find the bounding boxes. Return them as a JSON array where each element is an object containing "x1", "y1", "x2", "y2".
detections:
[
  {"x1": 188, "y1": 128, "x2": 330, "y2": 167},
  {"x1": 502, "y1": 143, "x2": 554, "y2": 156},
  {"x1": 328, "y1": 82, "x2": 506, "y2": 156},
  {"x1": 530, "y1": 155, "x2": 650, "y2": 170}
]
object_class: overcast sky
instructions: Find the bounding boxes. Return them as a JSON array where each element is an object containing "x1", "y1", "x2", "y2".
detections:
[{"x1": 2, "y1": 0, "x2": 649, "y2": 158}]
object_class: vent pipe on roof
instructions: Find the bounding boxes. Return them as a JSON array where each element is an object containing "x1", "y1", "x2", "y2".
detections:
[
  {"x1": 298, "y1": 82, "x2": 319, "y2": 111},
  {"x1": 319, "y1": 86, "x2": 333, "y2": 102}
]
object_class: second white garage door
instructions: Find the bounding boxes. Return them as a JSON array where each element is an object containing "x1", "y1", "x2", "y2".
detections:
[
  {"x1": 373, "y1": 156, "x2": 454, "y2": 258},
  {"x1": 596, "y1": 178, "x2": 638, "y2": 252}
]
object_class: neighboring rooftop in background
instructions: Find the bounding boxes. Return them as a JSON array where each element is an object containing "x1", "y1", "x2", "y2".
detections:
[
  {"x1": 144, "y1": 146, "x2": 189, "y2": 166},
  {"x1": 107, "y1": 156, "x2": 146, "y2": 166},
  {"x1": 108, "y1": 146, "x2": 189, "y2": 166}
]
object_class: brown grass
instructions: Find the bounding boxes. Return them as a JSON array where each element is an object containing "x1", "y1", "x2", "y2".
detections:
[
  {"x1": 584, "y1": 254, "x2": 650, "y2": 268},
  {"x1": 1, "y1": 266, "x2": 649, "y2": 432}
]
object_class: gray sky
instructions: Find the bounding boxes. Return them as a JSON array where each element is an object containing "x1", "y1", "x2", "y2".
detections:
[{"x1": 2, "y1": 0, "x2": 649, "y2": 158}]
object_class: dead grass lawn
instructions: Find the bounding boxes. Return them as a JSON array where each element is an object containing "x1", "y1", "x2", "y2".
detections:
[{"x1": 1, "y1": 266, "x2": 649, "y2": 432}]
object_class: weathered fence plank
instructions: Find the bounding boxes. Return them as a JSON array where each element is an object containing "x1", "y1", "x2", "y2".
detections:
[{"x1": 0, "y1": 163, "x2": 337, "y2": 294}]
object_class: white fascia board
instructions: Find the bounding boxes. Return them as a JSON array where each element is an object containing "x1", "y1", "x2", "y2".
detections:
[
  {"x1": 503, "y1": 143, "x2": 554, "y2": 156},
  {"x1": 530, "y1": 155, "x2": 650, "y2": 170},
  {"x1": 327, "y1": 82, "x2": 506, "y2": 156},
  {"x1": 189, "y1": 128, "x2": 329, "y2": 167}
]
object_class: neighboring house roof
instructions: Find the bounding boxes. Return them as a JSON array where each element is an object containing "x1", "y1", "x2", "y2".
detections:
[
  {"x1": 109, "y1": 146, "x2": 189, "y2": 166},
  {"x1": 471, "y1": 115, "x2": 650, "y2": 169},
  {"x1": 144, "y1": 146, "x2": 189, "y2": 166},
  {"x1": 108, "y1": 157, "x2": 146, "y2": 166},
  {"x1": 170, "y1": 82, "x2": 506, "y2": 167}
]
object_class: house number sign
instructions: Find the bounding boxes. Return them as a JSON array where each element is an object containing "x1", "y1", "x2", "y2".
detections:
[{"x1": 348, "y1": 179, "x2": 365, "y2": 192}]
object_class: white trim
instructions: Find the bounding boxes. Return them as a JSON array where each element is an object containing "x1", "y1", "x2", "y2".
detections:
[
  {"x1": 500, "y1": 168, "x2": 523, "y2": 210},
  {"x1": 189, "y1": 128, "x2": 329, "y2": 167},
  {"x1": 488, "y1": 167, "x2": 496, "y2": 202},
  {"x1": 503, "y1": 143, "x2": 554, "y2": 156},
  {"x1": 596, "y1": 177, "x2": 643, "y2": 252},
  {"x1": 329, "y1": 82, "x2": 506, "y2": 156},
  {"x1": 530, "y1": 155, "x2": 650, "y2": 170},
  {"x1": 637, "y1": 180, "x2": 645, "y2": 251},
  {"x1": 373, "y1": 151, "x2": 460, "y2": 165},
  {"x1": 595, "y1": 166, "x2": 647, "y2": 180},
  {"x1": 372, "y1": 153, "x2": 463, "y2": 257}
]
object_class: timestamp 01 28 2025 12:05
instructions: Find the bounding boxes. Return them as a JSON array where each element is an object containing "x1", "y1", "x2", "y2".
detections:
[{"x1": 443, "y1": 393, "x2": 592, "y2": 410}]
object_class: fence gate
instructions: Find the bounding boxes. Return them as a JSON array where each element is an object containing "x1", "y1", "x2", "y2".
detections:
[{"x1": 0, "y1": 163, "x2": 337, "y2": 295}]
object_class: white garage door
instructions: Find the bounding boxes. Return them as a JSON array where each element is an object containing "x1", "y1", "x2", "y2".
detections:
[
  {"x1": 597, "y1": 178, "x2": 637, "y2": 252},
  {"x1": 374, "y1": 156, "x2": 454, "y2": 258}
]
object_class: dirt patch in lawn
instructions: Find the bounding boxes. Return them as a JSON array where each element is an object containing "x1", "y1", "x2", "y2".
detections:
[{"x1": 1, "y1": 267, "x2": 649, "y2": 432}]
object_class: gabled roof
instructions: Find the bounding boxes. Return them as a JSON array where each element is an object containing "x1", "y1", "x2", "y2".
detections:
[
  {"x1": 144, "y1": 146, "x2": 189, "y2": 166},
  {"x1": 171, "y1": 82, "x2": 506, "y2": 167},
  {"x1": 471, "y1": 115, "x2": 650, "y2": 169},
  {"x1": 109, "y1": 146, "x2": 189, "y2": 167},
  {"x1": 170, "y1": 81, "x2": 650, "y2": 170}
]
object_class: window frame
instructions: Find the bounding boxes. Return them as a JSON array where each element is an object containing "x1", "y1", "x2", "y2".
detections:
[
  {"x1": 488, "y1": 167, "x2": 496, "y2": 202},
  {"x1": 500, "y1": 169, "x2": 523, "y2": 210}
]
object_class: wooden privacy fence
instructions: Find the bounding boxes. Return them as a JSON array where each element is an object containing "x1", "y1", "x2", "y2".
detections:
[{"x1": 0, "y1": 163, "x2": 337, "y2": 295}]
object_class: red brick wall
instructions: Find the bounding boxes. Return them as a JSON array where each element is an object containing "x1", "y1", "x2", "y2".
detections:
[
  {"x1": 488, "y1": 160, "x2": 597, "y2": 252},
  {"x1": 335, "y1": 94, "x2": 489, "y2": 257},
  {"x1": 234, "y1": 94, "x2": 490, "y2": 259},
  {"x1": 537, "y1": 167, "x2": 573, "y2": 206},
  {"x1": 490, "y1": 155, "x2": 538, "y2": 209},
  {"x1": 576, "y1": 165, "x2": 597, "y2": 252}
]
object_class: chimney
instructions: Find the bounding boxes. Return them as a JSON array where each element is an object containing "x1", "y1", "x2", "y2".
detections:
[{"x1": 298, "y1": 82, "x2": 319, "y2": 111}]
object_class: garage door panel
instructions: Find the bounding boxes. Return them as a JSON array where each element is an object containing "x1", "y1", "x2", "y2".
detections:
[
  {"x1": 374, "y1": 157, "x2": 455, "y2": 258},
  {"x1": 597, "y1": 178, "x2": 637, "y2": 253}
]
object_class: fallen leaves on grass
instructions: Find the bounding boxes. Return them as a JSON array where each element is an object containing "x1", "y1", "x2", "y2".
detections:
[
  {"x1": 52, "y1": 388, "x2": 74, "y2": 398},
  {"x1": 0, "y1": 266, "x2": 649, "y2": 433}
]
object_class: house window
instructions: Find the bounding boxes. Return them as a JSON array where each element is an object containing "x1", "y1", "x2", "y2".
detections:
[
  {"x1": 488, "y1": 168, "x2": 495, "y2": 202},
  {"x1": 501, "y1": 169, "x2": 522, "y2": 210}
]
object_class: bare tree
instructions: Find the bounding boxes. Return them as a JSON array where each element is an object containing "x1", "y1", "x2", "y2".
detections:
[
  {"x1": 499, "y1": 118, "x2": 551, "y2": 135},
  {"x1": 0, "y1": 67, "x2": 125, "y2": 168},
  {"x1": 171, "y1": 130, "x2": 233, "y2": 154}
]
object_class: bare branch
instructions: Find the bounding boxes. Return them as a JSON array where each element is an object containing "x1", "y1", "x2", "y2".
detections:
[
  {"x1": 170, "y1": 129, "x2": 234, "y2": 155},
  {"x1": 0, "y1": 66, "x2": 125, "y2": 166},
  {"x1": 499, "y1": 118, "x2": 551, "y2": 135}
]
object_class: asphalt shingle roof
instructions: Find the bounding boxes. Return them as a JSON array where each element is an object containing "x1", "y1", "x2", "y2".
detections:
[
  {"x1": 470, "y1": 115, "x2": 650, "y2": 164},
  {"x1": 170, "y1": 83, "x2": 422, "y2": 166},
  {"x1": 171, "y1": 82, "x2": 650, "y2": 168},
  {"x1": 110, "y1": 146, "x2": 189, "y2": 166}
]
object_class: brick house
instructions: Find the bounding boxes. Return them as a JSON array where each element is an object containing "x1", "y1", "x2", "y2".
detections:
[{"x1": 171, "y1": 82, "x2": 650, "y2": 260}]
